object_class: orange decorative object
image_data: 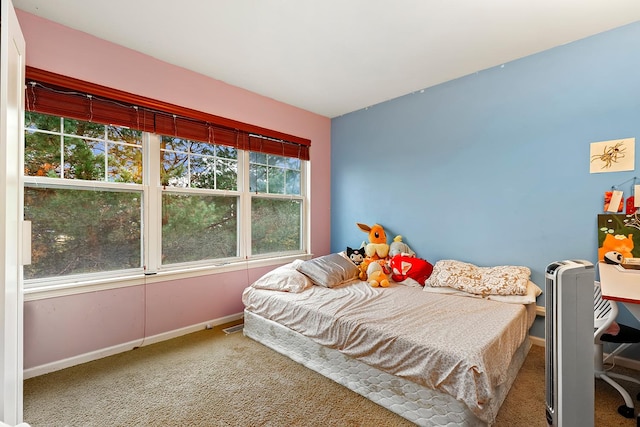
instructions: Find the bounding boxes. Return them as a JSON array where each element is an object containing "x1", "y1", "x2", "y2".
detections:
[
  {"x1": 598, "y1": 233, "x2": 634, "y2": 262},
  {"x1": 604, "y1": 191, "x2": 624, "y2": 212}
]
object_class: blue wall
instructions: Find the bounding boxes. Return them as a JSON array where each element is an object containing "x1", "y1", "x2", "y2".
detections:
[{"x1": 331, "y1": 22, "x2": 640, "y2": 337}]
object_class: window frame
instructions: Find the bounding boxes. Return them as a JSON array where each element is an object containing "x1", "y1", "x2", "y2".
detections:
[
  {"x1": 24, "y1": 127, "x2": 310, "y2": 297},
  {"x1": 23, "y1": 175, "x2": 146, "y2": 287}
]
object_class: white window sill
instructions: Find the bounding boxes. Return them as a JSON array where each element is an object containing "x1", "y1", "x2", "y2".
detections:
[{"x1": 23, "y1": 253, "x2": 312, "y2": 301}]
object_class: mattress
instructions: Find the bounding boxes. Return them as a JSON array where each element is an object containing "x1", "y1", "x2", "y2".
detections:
[
  {"x1": 244, "y1": 310, "x2": 531, "y2": 426},
  {"x1": 242, "y1": 280, "x2": 535, "y2": 424}
]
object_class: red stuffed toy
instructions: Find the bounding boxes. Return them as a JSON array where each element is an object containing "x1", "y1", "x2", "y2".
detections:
[{"x1": 389, "y1": 254, "x2": 433, "y2": 285}]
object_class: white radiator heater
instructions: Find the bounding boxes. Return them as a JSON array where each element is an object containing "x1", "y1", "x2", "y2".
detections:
[{"x1": 545, "y1": 260, "x2": 594, "y2": 427}]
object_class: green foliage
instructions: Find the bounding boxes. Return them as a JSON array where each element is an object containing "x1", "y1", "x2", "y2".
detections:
[
  {"x1": 24, "y1": 187, "x2": 141, "y2": 279},
  {"x1": 64, "y1": 137, "x2": 105, "y2": 180},
  {"x1": 251, "y1": 198, "x2": 301, "y2": 254},
  {"x1": 162, "y1": 194, "x2": 238, "y2": 263}
]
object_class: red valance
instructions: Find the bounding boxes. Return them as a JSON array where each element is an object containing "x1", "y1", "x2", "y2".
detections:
[{"x1": 25, "y1": 67, "x2": 310, "y2": 160}]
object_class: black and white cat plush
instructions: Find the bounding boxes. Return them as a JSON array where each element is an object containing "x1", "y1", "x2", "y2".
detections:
[{"x1": 346, "y1": 246, "x2": 366, "y2": 266}]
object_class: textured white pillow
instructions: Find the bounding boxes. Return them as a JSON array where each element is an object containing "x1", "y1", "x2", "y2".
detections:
[
  {"x1": 296, "y1": 253, "x2": 359, "y2": 288},
  {"x1": 251, "y1": 260, "x2": 313, "y2": 293},
  {"x1": 425, "y1": 259, "x2": 531, "y2": 296}
]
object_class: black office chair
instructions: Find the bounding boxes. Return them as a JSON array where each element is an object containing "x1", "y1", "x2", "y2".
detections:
[{"x1": 594, "y1": 281, "x2": 640, "y2": 419}]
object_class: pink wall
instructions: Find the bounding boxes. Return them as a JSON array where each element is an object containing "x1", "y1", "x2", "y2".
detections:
[
  {"x1": 23, "y1": 287, "x2": 146, "y2": 368},
  {"x1": 16, "y1": 10, "x2": 331, "y2": 370}
]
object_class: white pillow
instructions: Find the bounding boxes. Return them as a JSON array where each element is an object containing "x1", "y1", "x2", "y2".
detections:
[
  {"x1": 423, "y1": 280, "x2": 543, "y2": 304},
  {"x1": 296, "y1": 253, "x2": 359, "y2": 288},
  {"x1": 251, "y1": 260, "x2": 313, "y2": 293}
]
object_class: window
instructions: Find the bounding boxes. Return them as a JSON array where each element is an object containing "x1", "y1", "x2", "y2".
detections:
[
  {"x1": 24, "y1": 187, "x2": 142, "y2": 279},
  {"x1": 24, "y1": 112, "x2": 143, "y2": 281},
  {"x1": 24, "y1": 112, "x2": 308, "y2": 284},
  {"x1": 160, "y1": 136, "x2": 240, "y2": 264},
  {"x1": 249, "y1": 153, "x2": 303, "y2": 255},
  {"x1": 23, "y1": 68, "x2": 311, "y2": 288}
]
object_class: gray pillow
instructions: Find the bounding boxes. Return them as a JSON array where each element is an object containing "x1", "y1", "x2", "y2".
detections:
[{"x1": 296, "y1": 253, "x2": 359, "y2": 288}]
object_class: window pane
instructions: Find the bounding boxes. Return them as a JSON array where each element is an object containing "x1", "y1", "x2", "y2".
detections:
[
  {"x1": 249, "y1": 164, "x2": 267, "y2": 193},
  {"x1": 25, "y1": 132, "x2": 60, "y2": 177},
  {"x1": 285, "y1": 157, "x2": 301, "y2": 169},
  {"x1": 63, "y1": 118, "x2": 105, "y2": 139},
  {"x1": 286, "y1": 169, "x2": 301, "y2": 195},
  {"x1": 251, "y1": 197, "x2": 302, "y2": 254},
  {"x1": 25, "y1": 111, "x2": 60, "y2": 132},
  {"x1": 24, "y1": 187, "x2": 142, "y2": 280},
  {"x1": 267, "y1": 166, "x2": 285, "y2": 194},
  {"x1": 249, "y1": 152, "x2": 301, "y2": 195},
  {"x1": 107, "y1": 142, "x2": 142, "y2": 184},
  {"x1": 217, "y1": 146, "x2": 237, "y2": 160},
  {"x1": 161, "y1": 136, "x2": 237, "y2": 190},
  {"x1": 267, "y1": 154, "x2": 288, "y2": 167},
  {"x1": 107, "y1": 126, "x2": 142, "y2": 145},
  {"x1": 162, "y1": 136, "x2": 189, "y2": 152},
  {"x1": 24, "y1": 113, "x2": 143, "y2": 183},
  {"x1": 161, "y1": 149, "x2": 188, "y2": 187},
  {"x1": 162, "y1": 194, "x2": 238, "y2": 264},
  {"x1": 217, "y1": 159, "x2": 238, "y2": 191},
  {"x1": 190, "y1": 155, "x2": 217, "y2": 189},
  {"x1": 63, "y1": 136, "x2": 106, "y2": 181},
  {"x1": 190, "y1": 141, "x2": 216, "y2": 156},
  {"x1": 249, "y1": 152, "x2": 267, "y2": 165}
]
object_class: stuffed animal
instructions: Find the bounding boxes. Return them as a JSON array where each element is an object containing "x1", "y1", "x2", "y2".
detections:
[
  {"x1": 389, "y1": 254, "x2": 433, "y2": 285},
  {"x1": 356, "y1": 257, "x2": 390, "y2": 287},
  {"x1": 356, "y1": 223, "x2": 389, "y2": 259},
  {"x1": 357, "y1": 258, "x2": 369, "y2": 281},
  {"x1": 389, "y1": 235, "x2": 415, "y2": 257},
  {"x1": 366, "y1": 261, "x2": 390, "y2": 287},
  {"x1": 346, "y1": 246, "x2": 366, "y2": 266},
  {"x1": 356, "y1": 222, "x2": 391, "y2": 286}
]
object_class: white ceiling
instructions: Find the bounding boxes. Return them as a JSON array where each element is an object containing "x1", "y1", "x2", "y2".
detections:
[{"x1": 13, "y1": 0, "x2": 640, "y2": 118}]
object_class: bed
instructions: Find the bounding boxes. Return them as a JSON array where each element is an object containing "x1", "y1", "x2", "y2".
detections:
[{"x1": 242, "y1": 254, "x2": 540, "y2": 426}]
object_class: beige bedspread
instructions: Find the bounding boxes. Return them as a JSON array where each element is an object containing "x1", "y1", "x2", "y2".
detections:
[{"x1": 242, "y1": 281, "x2": 533, "y2": 421}]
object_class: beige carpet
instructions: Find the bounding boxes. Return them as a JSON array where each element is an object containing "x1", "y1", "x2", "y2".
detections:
[{"x1": 23, "y1": 322, "x2": 640, "y2": 426}]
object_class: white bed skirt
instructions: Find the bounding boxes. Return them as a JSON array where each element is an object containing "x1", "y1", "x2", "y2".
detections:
[{"x1": 243, "y1": 309, "x2": 531, "y2": 427}]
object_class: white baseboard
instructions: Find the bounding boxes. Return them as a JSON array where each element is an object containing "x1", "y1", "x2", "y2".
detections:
[
  {"x1": 139, "y1": 312, "x2": 243, "y2": 347},
  {"x1": 529, "y1": 335, "x2": 640, "y2": 371},
  {"x1": 24, "y1": 339, "x2": 143, "y2": 379},
  {"x1": 24, "y1": 312, "x2": 244, "y2": 379},
  {"x1": 530, "y1": 335, "x2": 545, "y2": 347},
  {"x1": 615, "y1": 355, "x2": 640, "y2": 371}
]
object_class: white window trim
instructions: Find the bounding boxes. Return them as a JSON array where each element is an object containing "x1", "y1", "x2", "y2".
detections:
[
  {"x1": 23, "y1": 127, "x2": 311, "y2": 297},
  {"x1": 144, "y1": 132, "x2": 161, "y2": 273}
]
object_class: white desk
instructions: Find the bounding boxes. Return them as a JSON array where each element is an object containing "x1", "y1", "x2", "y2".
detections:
[{"x1": 599, "y1": 262, "x2": 640, "y2": 321}]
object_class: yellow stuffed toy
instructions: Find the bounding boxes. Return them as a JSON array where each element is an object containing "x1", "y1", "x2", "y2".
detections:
[{"x1": 357, "y1": 223, "x2": 390, "y2": 259}]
